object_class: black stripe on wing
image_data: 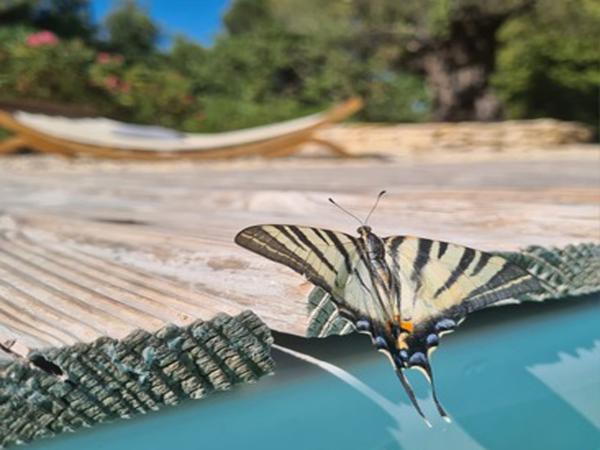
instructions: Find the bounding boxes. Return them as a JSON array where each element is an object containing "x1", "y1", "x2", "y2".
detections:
[
  {"x1": 411, "y1": 239, "x2": 432, "y2": 293},
  {"x1": 433, "y1": 247, "x2": 476, "y2": 298},
  {"x1": 385, "y1": 236, "x2": 546, "y2": 314},
  {"x1": 463, "y1": 261, "x2": 544, "y2": 311},
  {"x1": 324, "y1": 229, "x2": 353, "y2": 273},
  {"x1": 235, "y1": 224, "x2": 356, "y2": 294}
]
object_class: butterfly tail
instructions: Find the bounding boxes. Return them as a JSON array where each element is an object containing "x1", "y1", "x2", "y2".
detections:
[
  {"x1": 425, "y1": 364, "x2": 451, "y2": 422},
  {"x1": 409, "y1": 356, "x2": 451, "y2": 423},
  {"x1": 395, "y1": 367, "x2": 432, "y2": 427}
]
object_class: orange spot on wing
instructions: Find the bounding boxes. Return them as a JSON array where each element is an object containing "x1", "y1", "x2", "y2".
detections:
[{"x1": 400, "y1": 320, "x2": 414, "y2": 333}]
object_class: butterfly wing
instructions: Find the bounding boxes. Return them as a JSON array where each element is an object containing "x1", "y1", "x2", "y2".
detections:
[
  {"x1": 382, "y1": 236, "x2": 546, "y2": 419},
  {"x1": 385, "y1": 236, "x2": 546, "y2": 353},
  {"x1": 306, "y1": 287, "x2": 356, "y2": 337},
  {"x1": 236, "y1": 225, "x2": 370, "y2": 319},
  {"x1": 236, "y1": 225, "x2": 353, "y2": 287}
]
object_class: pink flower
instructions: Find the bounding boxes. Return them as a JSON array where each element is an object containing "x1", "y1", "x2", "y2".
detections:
[
  {"x1": 26, "y1": 30, "x2": 59, "y2": 47},
  {"x1": 119, "y1": 82, "x2": 131, "y2": 93},
  {"x1": 96, "y1": 52, "x2": 112, "y2": 64},
  {"x1": 96, "y1": 53, "x2": 124, "y2": 65},
  {"x1": 104, "y1": 75, "x2": 120, "y2": 90}
]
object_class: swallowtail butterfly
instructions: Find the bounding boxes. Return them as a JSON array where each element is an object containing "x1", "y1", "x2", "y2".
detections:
[{"x1": 235, "y1": 191, "x2": 545, "y2": 424}]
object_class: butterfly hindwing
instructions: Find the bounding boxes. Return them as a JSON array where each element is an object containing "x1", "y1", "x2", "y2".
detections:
[
  {"x1": 384, "y1": 236, "x2": 545, "y2": 358},
  {"x1": 379, "y1": 236, "x2": 546, "y2": 421}
]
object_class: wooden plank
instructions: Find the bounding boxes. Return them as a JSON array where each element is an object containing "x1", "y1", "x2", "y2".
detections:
[
  {"x1": 0, "y1": 151, "x2": 598, "y2": 354},
  {"x1": 0, "y1": 310, "x2": 274, "y2": 448}
]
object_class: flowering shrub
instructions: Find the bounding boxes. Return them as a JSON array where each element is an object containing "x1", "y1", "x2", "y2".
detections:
[
  {"x1": 88, "y1": 54, "x2": 202, "y2": 129},
  {"x1": 96, "y1": 52, "x2": 112, "y2": 64},
  {"x1": 95, "y1": 52, "x2": 124, "y2": 65},
  {"x1": 0, "y1": 26, "x2": 202, "y2": 130},
  {"x1": 1, "y1": 27, "x2": 101, "y2": 105},
  {"x1": 25, "y1": 30, "x2": 59, "y2": 48},
  {"x1": 88, "y1": 58, "x2": 203, "y2": 129}
]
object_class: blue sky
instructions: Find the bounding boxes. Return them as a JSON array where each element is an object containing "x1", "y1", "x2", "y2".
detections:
[{"x1": 91, "y1": 0, "x2": 231, "y2": 46}]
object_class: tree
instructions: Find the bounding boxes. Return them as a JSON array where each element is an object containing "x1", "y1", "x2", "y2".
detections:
[
  {"x1": 0, "y1": 1, "x2": 35, "y2": 25},
  {"x1": 103, "y1": 0, "x2": 159, "y2": 60},
  {"x1": 268, "y1": 0, "x2": 538, "y2": 121},
  {"x1": 223, "y1": 0, "x2": 273, "y2": 35},
  {"x1": 170, "y1": 36, "x2": 208, "y2": 75},
  {"x1": 188, "y1": 0, "x2": 431, "y2": 129},
  {"x1": 0, "y1": 0, "x2": 95, "y2": 41},
  {"x1": 493, "y1": 0, "x2": 600, "y2": 126},
  {"x1": 395, "y1": 0, "x2": 537, "y2": 121}
]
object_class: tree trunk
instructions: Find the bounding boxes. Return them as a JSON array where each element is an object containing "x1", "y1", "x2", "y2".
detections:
[{"x1": 419, "y1": 12, "x2": 507, "y2": 122}]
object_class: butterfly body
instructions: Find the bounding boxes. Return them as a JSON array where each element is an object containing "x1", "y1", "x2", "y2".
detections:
[
  {"x1": 354, "y1": 225, "x2": 401, "y2": 330},
  {"x1": 235, "y1": 222, "x2": 545, "y2": 423}
]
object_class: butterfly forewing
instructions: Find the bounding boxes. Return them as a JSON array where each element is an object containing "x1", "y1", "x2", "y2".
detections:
[
  {"x1": 236, "y1": 225, "x2": 392, "y2": 324},
  {"x1": 235, "y1": 224, "x2": 356, "y2": 293}
]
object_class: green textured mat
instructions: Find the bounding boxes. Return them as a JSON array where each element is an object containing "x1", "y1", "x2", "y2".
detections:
[
  {"x1": 306, "y1": 242, "x2": 600, "y2": 338},
  {"x1": 0, "y1": 310, "x2": 273, "y2": 448}
]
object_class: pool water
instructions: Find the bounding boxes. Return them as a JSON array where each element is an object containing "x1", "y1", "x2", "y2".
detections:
[{"x1": 30, "y1": 297, "x2": 600, "y2": 450}]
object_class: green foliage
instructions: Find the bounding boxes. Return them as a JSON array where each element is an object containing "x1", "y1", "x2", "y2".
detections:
[
  {"x1": 90, "y1": 61, "x2": 202, "y2": 129},
  {"x1": 169, "y1": 36, "x2": 208, "y2": 75},
  {"x1": 0, "y1": 0, "x2": 95, "y2": 41},
  {"x1": 0, "y1": 1, "x2": 35, "y2": 23},
  {"x1": 194, "y1": 97, "x2": 319, "y2": 132},
  {"x1": 493, "y1": 0, "x2": 600, "y2": 125},
  {"x1": 0, "y1": 0, "x2": 596, "y2": 133},
  {"x1": 363, "y1": 72, "x2": 432, "y2": 122},
  {"x1": 177, "y1": 15, "x2": 365, "y2": 131},
  {"x1": 187, "y1": 0, "x2": 433, "y2": 129},
  {"x1": 103, "y1": 0, "x2": 159, "y2": 61},
  {"x1": 0, "y1": 127, "x2": 11, "y2": 140},
  {"x1": 32, "y1": 0, "x2": 94, "y2": 40},
  {"x1": 223, "y1": 0, "x2": 273, "y2": 35}
]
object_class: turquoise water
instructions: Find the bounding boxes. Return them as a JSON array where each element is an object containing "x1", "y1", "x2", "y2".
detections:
[{"x1": 31, "y1": 297, "x2": 599, "y2": 450}]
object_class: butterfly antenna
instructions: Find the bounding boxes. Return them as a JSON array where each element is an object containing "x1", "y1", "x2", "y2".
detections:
[
  {"x1": 364, "y1": 190, "x2": 386, "y2": 225},
  {"x1": 396, "y1": 368, "x2": 432, "y2": 427},
  {"x1": 328, "y1": 197, "x2": 363, "y2": 226}
]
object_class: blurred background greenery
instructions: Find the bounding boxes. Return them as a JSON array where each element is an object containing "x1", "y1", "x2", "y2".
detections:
[{"x1": 0, "y1": 0, "x2": 597, "y2": 132}]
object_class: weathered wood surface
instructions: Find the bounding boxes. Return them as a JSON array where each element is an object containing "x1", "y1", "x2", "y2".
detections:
[{"x1": 0, "y1": 149, "x2": 598, "y2": 355}]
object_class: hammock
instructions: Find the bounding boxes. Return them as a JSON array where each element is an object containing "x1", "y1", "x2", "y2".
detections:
[{"x1": 0, "y1": 98, "x2": 362, "y2": 159}]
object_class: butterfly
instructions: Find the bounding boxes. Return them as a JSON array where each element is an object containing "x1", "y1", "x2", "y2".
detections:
[{"x1": 235, "y1": 191, "x2": 546, "y2": 424}]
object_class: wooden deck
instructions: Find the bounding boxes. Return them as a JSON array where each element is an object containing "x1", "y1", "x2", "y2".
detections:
[{"x1": 1, "y1": 148, "x2": 599, "y2": 358}]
